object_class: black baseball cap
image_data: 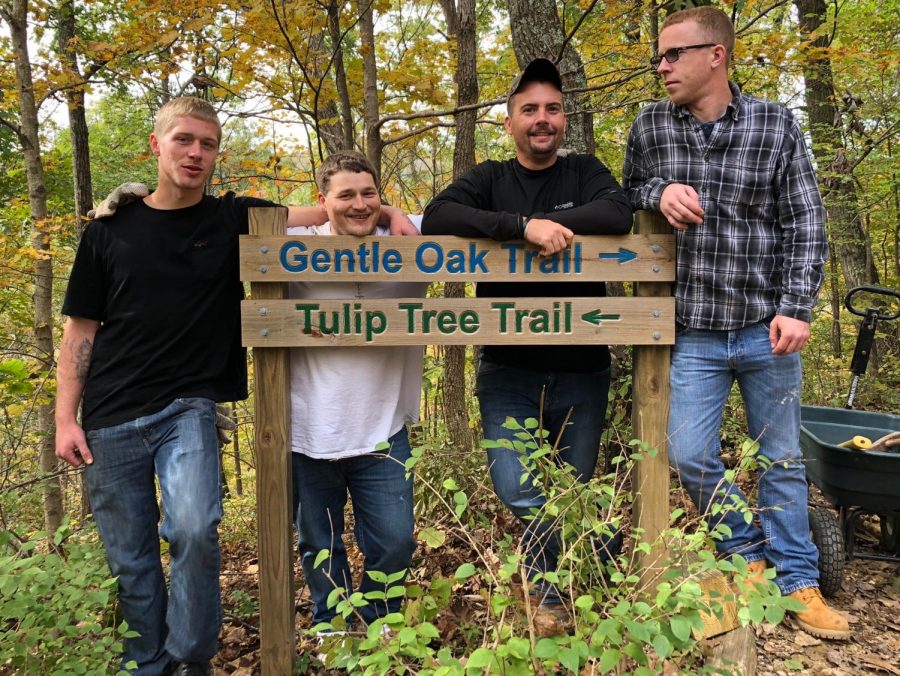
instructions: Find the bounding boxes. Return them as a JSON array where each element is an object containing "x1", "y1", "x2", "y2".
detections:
[{"x1": 506, "y1": 58, "x2": 563, "y2": 106}]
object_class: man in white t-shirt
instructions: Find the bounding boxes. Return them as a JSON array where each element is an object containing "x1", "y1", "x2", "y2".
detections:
[{"x1": 288, "y1": 151, "x2": 427, "y2": 630}]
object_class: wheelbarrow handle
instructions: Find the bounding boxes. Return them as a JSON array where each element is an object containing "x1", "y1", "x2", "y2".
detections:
[{"x1": 844, "y1": 285, "x2": 900, "y2": 320}]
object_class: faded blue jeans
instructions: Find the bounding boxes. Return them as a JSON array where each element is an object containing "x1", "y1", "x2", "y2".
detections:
[
  {"x1": 85, "y1": 397, "x2": 223, "y2": 675},
  {"x1": 476, "y1": 359, "x2": 616, "y2": 604},
  {"x1": 292, "y1": 427, "x2": 415, "y2": 626},
  {"x1": 668, "y1": 321, "x2": 819, "y2": 594}
]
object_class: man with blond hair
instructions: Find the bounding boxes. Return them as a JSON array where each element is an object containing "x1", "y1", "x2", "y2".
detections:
[
  {"x1": 622, "y1": 6, "x2": 847, "y2": 640},
  {"x1": 55, "y1": 98, "x2": 413, "y2": 675}
]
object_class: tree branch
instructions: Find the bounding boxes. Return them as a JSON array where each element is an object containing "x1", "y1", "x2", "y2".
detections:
[{"x1": 555, "y1": 0, "x2": 601, "y2": 65}]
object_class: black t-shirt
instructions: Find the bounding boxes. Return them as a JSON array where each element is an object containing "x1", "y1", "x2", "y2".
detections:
[
  {"x1": 421, "y1": 154, "x2": 633, "y2": 373},
  {"x1": 62, "y1": 192, "x2": 276, "y2": 430}
]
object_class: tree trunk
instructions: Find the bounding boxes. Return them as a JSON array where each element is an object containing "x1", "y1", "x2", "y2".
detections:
[
  {"x1": 1, "y1": 0, "x2": 64, "y2": 537},
  {"x1": 439, "y1": 0, "x2": 477, "y2": 452},
  {"x1": 356, "y1": 0, "x2": 383, "y2": 178},
  {"x1": 507, "y1": 0, "x2": 595, "y2": 154},
  {"x1": 794, "y1": 0, "x2": 892, "y2": 371},
  {"x1": 56, "y1": 0, "x2": 93, "y2": 227},
  {"x1": 327, "y1": 0, "x2": 354, "y2": 151},
  {"x1": 794, "y1": 0, "x2": 879, "y2": 291},
  {"x1": 55, "y1": 0, "x2": 94, "y2": 520}
]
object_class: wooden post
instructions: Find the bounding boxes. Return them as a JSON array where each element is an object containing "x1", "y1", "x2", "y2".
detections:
[
  {"x1": 632, "y1": 210, "x2": 672, "y2": 587},
  {"x1": 248, "y1": 207, "x2": 295, "y2": 674}
]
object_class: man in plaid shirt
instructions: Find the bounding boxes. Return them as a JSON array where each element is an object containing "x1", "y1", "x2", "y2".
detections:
[{"x1": 623, "y1": 6, "x2": 848, "y2": 639}]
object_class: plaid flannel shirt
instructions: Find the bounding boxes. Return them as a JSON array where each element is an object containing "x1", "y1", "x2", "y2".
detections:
[{"x1": 622, "y1": 83, "x2": 827, "y2": 330}]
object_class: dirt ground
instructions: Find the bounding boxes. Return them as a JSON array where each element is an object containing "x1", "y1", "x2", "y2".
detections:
[
  {"x1": 753, "y1": 488, "x2": 900, "y2": 676},
  {"x1": 211, "y1": 488, "x2": 900, "y2": 675}
]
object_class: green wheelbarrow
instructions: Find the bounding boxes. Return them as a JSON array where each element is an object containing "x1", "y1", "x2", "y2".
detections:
[{"x1": 800, "y1": 286, "x2": 900, "y2": 597}]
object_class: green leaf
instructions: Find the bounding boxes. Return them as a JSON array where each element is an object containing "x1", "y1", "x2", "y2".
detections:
[
  {"x1": 454, "y1": 563, "x2": 476, "y2": 580},
  {"x1": 559, "y1": 647, "x2": 580, "y2": 672},
  {"x1": 418, "y1": 527, "x2": 446, "y2": 548},
  {"x1": 366, "y1": 570, "x2": 388, "y2": 583},
  {"x1": 599, "y1": 648, "x2": 620, "y2": 673},
  {"x1": 467, "y1": 647, "x2": 495, "y2": 669},
  {"x1": 313, "y1": 548, "x2": 330, "y2": 568},
  {"x1": 533, "y1": 638, "x2": 558, "y2": 659},
  {"x1": 670, "y1": 616, "x2": 691, "y2": 642},
  {"x1": 785, "y1": 659, "x2": 804, "y2": 670},
  {"x1": 652, "y1": 634, "x2": 672, "y2": 659}
]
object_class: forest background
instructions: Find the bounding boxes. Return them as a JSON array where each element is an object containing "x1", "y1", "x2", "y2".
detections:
[{"x1": 1, "y1": 0, "x2": 898, "y2": 673}]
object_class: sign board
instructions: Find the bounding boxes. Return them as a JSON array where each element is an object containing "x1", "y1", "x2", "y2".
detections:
[
  {"x1": 242, "y1": 296, "x2": 674, "y2": 346},
  {"x1": 240, "y1": 234, "x2": 674, "y2": 282}
]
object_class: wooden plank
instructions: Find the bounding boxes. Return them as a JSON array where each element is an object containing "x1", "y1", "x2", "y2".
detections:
[
  {"x1": 241, "y1": 296, "x2": 675, "y2": 347},
  {"x1": 632, "y1": 211, "x2": 672, "y2": 588},
  {"x1": 240, "y1": 233, "x2": 675, "y2": 282},
  {"x1": 248, "y1": 207, "x2": 295, "y2": 676},
  {"x1": 702, "y1": 625, "x2": 758, "y2": 675}
]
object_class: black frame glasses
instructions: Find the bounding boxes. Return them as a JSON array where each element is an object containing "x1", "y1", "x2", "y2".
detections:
[{"x1": 650, "y1": 43, "x2": 717, "y2": 68}]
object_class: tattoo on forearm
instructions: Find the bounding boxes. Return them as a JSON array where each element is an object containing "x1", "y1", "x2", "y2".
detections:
[{"x1": 74, "y1": 338, "x2": 93, "y2": 384}]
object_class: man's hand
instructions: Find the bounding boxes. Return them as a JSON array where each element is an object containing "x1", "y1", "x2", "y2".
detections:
[
  {"x1": 381, "y1": 206, "x2": 419, "y2": 236},
  {"x1": 215, "y1": 404, "x2": 237, "y2": 447},
  {"x1": 769, "y1": 315, "x2": 810, "y2": 355},
  {"x1": 55, "y1": 420, "x2": 93, "y2": 468},
  {"x1": 89, "y1": 182, "x2": 150, "y2": 219},
  {"x1": 660, "y1": 183, "x2": 704, "y2": 231},
  {"x1": 524, "y1": 218, "x2": 573, "y2": 256}
]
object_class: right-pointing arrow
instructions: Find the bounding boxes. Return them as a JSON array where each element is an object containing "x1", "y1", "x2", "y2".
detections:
[{"x1": 598, "y1": 247, "x2": 637, "y2": 264}]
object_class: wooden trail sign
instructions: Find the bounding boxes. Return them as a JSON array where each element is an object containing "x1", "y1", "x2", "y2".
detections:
[
  {"x1": 240, "y1": 234, "x2": 674, "y2": 282},
  {"x1": 243, "y1": 207, "x2": 674, "y2": 675},
  {"x1": 242, "y1": 296, "x2": 674, "y2": 346}
]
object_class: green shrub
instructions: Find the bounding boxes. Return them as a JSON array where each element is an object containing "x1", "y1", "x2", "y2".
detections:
[
  {"x1": 0, "y1": 522, "x2": 137, "y2": 675},
  {"x1": 309, "y1": 419, "x2": 798, "y2": 674}
]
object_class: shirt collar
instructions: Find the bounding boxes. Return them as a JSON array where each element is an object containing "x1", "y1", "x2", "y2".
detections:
[{"x1": 671, "y1": 81, "x2": 743, "y2": 121}]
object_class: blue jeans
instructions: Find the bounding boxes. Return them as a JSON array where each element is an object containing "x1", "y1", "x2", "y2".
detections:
[
  {"x1": 476, "y1": 360, "x2": 613, "y2": 603},
  {"x1": 668, "y1": 321, "x2": 819, "y2": 594},
  {"x1": 84, "y1": 398, "x2": 223, "y2": 675},
  {"x1": 292, "y1": 427, "x2": 415, "y2": 626}
]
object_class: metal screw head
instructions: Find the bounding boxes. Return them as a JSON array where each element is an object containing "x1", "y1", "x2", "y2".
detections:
[
  {"x1": 260, "y1": 245, "x2": 269, "y2": 254},
  {"x1": 260, "y1": 328, "x2": 269, "y2": 337},
  {"x1": 652, "y1": 265, "x2": 661, "y2": 273},
  {"x1": 652, "y1": 309, "x2": 661, "y2": 318},
  {"x1": 259, "y1": 307, "x2": 269, "y2": 316},
  {"x1": 651, "y1": 244, "x2": 661, "y2": 253},
  {"x1": 260, "y1": 265, "x2": 268, "y2": 274},
  {"x1": 652, "y1": 331, "x2": 661, "y2": 340}
]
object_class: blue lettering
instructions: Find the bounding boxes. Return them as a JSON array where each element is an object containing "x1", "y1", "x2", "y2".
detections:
[
  {"x1": 384, "y1": 249, "x2": 402, "y2": 273},
  {"x1": 280, "y1": 241, "x2": 308, "y2": 272},
  {"x1": 334, "y1": 249, "x2": 355, "y2": 272},
  {"x1": 502, "y1": 242, "x2": 524, "y2": 273},
  {"x1": 469, "y1": 243, "x2": 488, "y2": 273},
  {"x1": 310, "y1": 249, "x2": 331, "y2": 272},
  {"x1": 416, "y1": 242, "x2": 443, "y2": 273}
]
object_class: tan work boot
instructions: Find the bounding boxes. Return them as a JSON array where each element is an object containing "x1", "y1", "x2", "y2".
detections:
[
  {"x1": 788, "y1": 587, "x2": 851, "y2": 640},
  {"x1": 733, "y1": 559, "x2": 770, "y2": 594}
]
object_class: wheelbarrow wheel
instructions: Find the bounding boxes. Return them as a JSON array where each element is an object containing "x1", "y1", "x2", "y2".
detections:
[
  {"x1": 808, "y1": 507, "x2": 844, "y2": 597},
  {"x1": 880, "y1": 514, "x2": 900, "y2": 554}
]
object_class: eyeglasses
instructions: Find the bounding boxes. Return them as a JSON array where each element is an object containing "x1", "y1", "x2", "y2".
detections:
[{"x1": 650, "y1": 43, "x2": 717, "y2": 68}]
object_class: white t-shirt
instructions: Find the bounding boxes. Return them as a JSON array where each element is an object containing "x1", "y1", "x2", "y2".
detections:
[{"x1": 287, "y1": 221, "x2": 428, "y2": 459}]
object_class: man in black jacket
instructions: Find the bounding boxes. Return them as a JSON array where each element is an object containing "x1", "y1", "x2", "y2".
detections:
[{"x1": 422, "y1": 59, "x2": 632, "y2": 610}]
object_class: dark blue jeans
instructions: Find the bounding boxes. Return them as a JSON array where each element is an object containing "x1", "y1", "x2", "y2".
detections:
[
  {"x1": 291, "y1": 427, "x2": 415, "y2": 626},
  {"x1": 84, "y1": 398, "x2": 222, "y2": 675},
  {"x1": 476, "y1": 360, "x2": 612, "y2": 603}
]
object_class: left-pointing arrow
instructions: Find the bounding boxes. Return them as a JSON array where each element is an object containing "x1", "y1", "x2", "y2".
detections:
[
  {"x1": 581, "y1": 310, "x2": 622, "y2": 326},
  {"x1": 598, "y1": 247, "x2": 637, "y2": 264}
]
